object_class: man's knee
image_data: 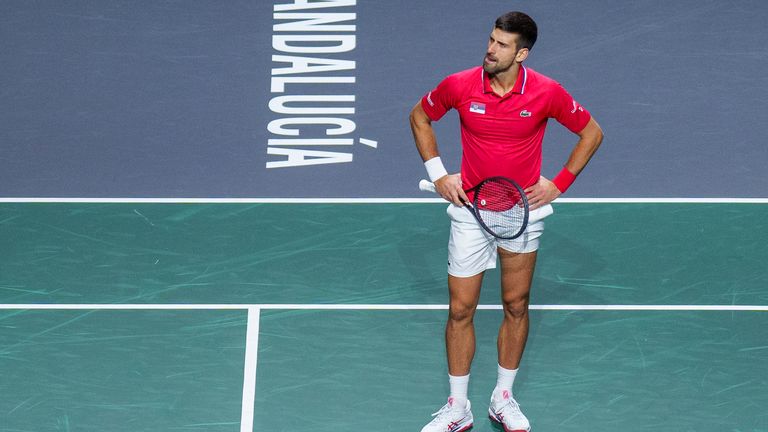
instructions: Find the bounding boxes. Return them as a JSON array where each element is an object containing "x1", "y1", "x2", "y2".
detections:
[
  {"x1": 448, "y1": 301, "x2": 477, "y2": 323},
  {"x1": 502, "y1": 295, "x2": 530, "y2": 319}
]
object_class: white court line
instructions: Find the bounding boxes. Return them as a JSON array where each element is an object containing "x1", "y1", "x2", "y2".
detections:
[
  {"x1": 558, "y1": 198, "x2": 768, "y2": 203},
  {"x1": 0, "y1": 197, "x2": 440, "y2": 204},
  {"x1": 0, "y1": 198, "x2": 767, "y2": 204},
  {"x1": 0, "y1": 304, "x2": 766, "y2": 311},
  {"x1": 240, "y1": 307, "x2": 260, "y2": 432}
]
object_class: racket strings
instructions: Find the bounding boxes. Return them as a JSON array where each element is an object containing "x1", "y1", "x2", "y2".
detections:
[{"x1": 473, "y1": 179, "x2": 527, "y2": 239}]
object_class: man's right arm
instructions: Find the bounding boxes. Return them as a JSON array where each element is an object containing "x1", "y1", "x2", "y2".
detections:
[{"x1": 409, "y1": 101, "x2": 467, "y2": 205}]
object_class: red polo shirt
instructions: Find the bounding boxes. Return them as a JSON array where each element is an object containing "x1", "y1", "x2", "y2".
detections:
[{"x1": 421, "y1": 65, "x2": 591, "y2": 195}]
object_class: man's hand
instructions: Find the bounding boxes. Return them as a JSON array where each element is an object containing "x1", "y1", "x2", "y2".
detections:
[
  {"x1": 524, "y1": 176, "x2": 560, "y2": 210},
  {"x1": 434, "y1": 174, "x2": 468, "y2": 206}
]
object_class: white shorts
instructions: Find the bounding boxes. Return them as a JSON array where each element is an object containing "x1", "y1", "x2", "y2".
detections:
[{"x1": 446, "y1": 203, "x2": 553, "y2": 277}]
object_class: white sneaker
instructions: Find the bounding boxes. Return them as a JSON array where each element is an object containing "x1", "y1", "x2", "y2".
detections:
[
  {"x1": 421, "y1": 397, "x2": 474, "y2": 432},
  {"x1": 488, "y1": 390, "x2": 530, "y2": 432}
]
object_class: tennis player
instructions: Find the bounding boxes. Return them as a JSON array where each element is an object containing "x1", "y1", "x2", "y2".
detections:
[{"x1": 410, "y1": 11, "x2": 603, "y2": 432}]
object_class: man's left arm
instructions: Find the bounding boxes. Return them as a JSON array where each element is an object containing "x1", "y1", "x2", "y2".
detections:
[{"x1": 525, "y1": 117, "x2": 603, "y2": 209}]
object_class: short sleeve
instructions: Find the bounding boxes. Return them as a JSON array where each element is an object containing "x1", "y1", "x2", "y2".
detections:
[
  {"x1": 420, "y1": 74, "x2": 460, "y2": 121},
  {"x1": 548, "y1": 83, "x2": 591, "y2": 133}
]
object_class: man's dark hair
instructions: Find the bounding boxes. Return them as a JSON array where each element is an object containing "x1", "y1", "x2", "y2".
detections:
[{"x1": 494, "y1": 12, "x2": 538, "y2": 50}]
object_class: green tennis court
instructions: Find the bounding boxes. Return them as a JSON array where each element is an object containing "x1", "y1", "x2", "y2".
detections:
[{"x1": 1, "y1": 202, "x2": 766, "y2": 431}]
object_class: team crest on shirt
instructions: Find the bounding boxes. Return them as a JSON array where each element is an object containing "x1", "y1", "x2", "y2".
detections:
[
  {"x1": 520, "y1": 109, "x2": 532, "y2": 117},
  {"x1": 469, "y1": 101, "x2": 486, "y2": 114}
]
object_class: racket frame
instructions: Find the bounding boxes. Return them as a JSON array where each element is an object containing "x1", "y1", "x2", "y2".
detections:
[
  {"x1": 419, "y1": 176, "x2": 530, "y2": 240},
  {"x1": 469, "y1": 176, "x2": 529, "y2": 240}
]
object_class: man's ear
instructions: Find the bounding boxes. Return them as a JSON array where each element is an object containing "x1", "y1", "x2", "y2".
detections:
[{"x1": 515, "y1": 47, "x2": 529, "y2": 63}]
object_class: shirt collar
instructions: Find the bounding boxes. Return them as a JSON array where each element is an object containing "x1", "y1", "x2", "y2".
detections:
[{"x1": 481, "y1": 65, "x2": 528, "y2": 96}]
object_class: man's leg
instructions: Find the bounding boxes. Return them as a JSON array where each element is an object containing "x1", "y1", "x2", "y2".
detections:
[
  {"x1": 446, "y1": 272, "x2": 484, "y2": 376},
  {"x1": 497, "y1": 249, "x2": 537, "y2": 369},
  {"x1": 419, "y1": 273, "x2": 483, "y2": 432},
  {"x1": 421, "y1": 202, "x2": 493, "y2": 432},
  {"x1": 488, "y1": 249, "x2": 537, "y2": 432}
]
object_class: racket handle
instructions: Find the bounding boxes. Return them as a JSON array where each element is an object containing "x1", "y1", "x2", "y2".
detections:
[{"x1": 418, "y1": 179, "x2": 436, "y2": 193}]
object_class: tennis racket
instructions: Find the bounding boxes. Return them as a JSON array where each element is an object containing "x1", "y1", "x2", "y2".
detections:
[{"x1": 420, "y1": 176, "x2": 529, "y2": 239}]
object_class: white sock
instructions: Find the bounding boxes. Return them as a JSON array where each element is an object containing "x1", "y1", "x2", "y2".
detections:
[
  {"x1": 494, "y1": 364, "x2": 518, "y2": 398},
  {"x1": 448, "y1": 373, "x2": 470, "y2": 408}
]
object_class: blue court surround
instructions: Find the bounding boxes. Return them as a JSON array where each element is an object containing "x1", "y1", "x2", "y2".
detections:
[{"x1": 1, "y1": 1, "x2": 767, "y2": 198}]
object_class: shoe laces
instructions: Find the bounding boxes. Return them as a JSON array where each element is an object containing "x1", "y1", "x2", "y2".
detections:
[
  {"x1": 430, "y1": 398, "x2": 463, "y2": 423},
  {"x1": 496, "y1": 397, "x2": 524, "y2": 420},
  {"x1": 431, "y1": 403, "x2": 452, "y2": 419}
]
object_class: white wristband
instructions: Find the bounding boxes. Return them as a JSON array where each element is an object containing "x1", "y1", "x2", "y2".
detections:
[{"x1": 424, "y1": 157, "x2": 448, "y2": 182}]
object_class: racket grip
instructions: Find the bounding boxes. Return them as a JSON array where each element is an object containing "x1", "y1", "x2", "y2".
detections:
[{"x1": 418, "y1": 179, "x2": 436, "y2": 193}]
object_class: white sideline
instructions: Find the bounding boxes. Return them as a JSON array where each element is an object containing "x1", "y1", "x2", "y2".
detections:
[
  {"x1": 0, "y1": 198, "x2": 767, "y2": 203},
  {"x1": 1, "y1": 303, "x2": 767, "y2": 311}
]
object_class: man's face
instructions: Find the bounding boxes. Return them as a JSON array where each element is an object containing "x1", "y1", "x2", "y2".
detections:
[{"x1": 483, "y1": 28, "x2": 525, "y2": 74}]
